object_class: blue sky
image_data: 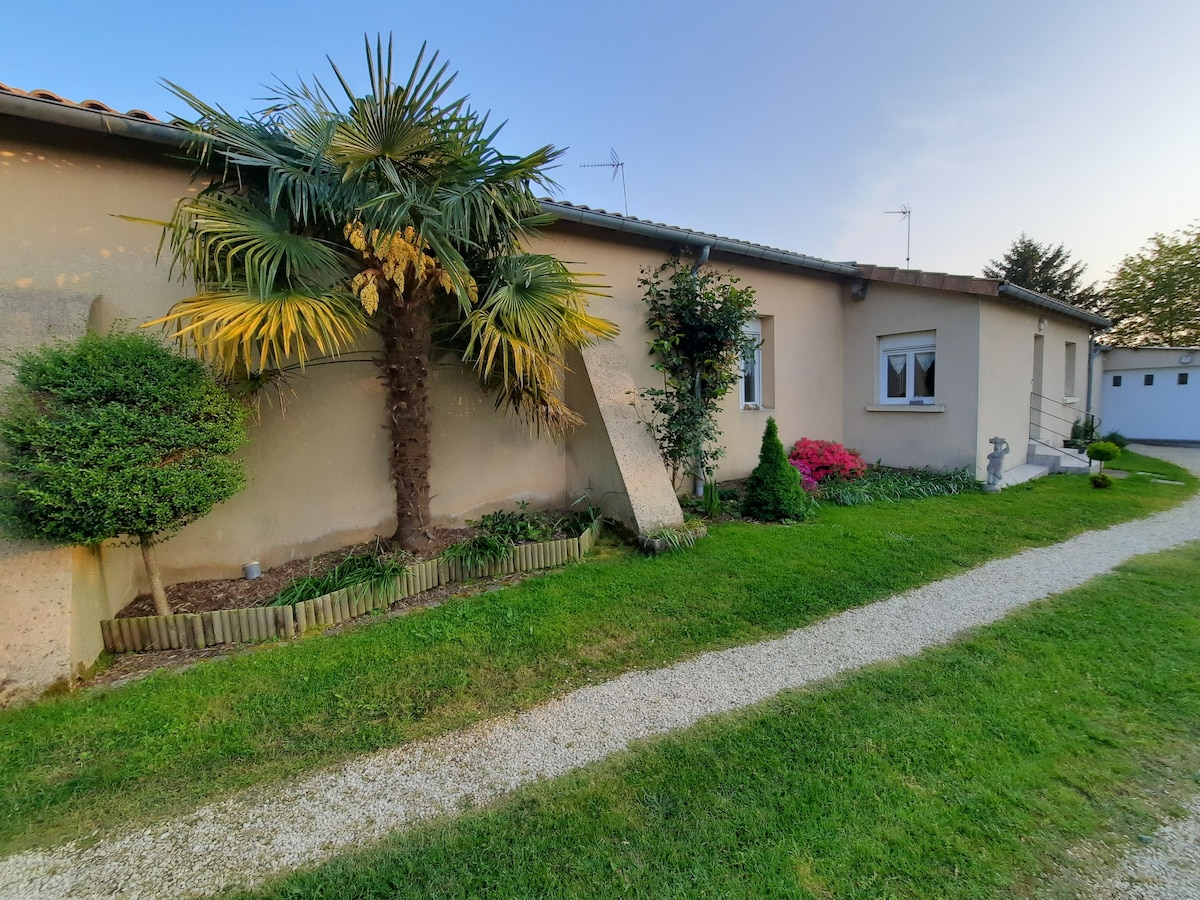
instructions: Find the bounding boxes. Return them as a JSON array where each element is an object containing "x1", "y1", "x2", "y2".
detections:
[{"x1": 6, "y1": 0, "x2": 1198, "y2": 283}]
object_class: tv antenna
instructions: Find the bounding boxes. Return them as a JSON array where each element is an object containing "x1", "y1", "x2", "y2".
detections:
[
  {"x1": 884, "y1": 203, "x2": 912, "y2": 268},
  {"x1": 580, "y1": 148, "x2": 628, "y2": 215}
]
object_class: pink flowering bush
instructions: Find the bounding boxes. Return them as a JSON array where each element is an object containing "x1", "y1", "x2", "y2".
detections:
[
  {"x1": 788, "y1": 458, "x2": 820, "y2": 494},
  {"x1": 789, "y1": 438, "x2": 867, "y2": 486}
]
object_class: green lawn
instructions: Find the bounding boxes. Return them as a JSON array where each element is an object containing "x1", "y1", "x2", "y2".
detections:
[
  {"x1": 0, "y1": 450, "x2": 1193, "y2": 854},
  {"x1": 230, "y1": 542, "x2": 1200, "y2": 899}
]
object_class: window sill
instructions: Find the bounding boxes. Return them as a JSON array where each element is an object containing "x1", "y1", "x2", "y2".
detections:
[
  {"x1": 866, "y1": 404, "x2": 946, "y2": 413},
  {"x1": 741, "y1": 404, "x2": 774, "y2": 412},
  {"x1": 1061, "y1": 396, "x2": 1079, "y2": 405}
]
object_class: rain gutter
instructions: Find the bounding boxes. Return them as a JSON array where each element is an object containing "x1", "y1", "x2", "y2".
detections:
[{"x1": 0, "y1": 91, "x2": 186, "y2": 148}]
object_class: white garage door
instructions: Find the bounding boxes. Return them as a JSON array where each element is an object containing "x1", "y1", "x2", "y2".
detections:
[{"x1": 1100, "y1": 369, "x2": 1200, "y2": 441}]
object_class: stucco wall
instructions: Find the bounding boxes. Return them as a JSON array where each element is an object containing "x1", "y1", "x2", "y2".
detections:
[
  {"x1": 977, "y1": 302, "x2": 1039, "y2": 476},
  {"x1": 841, "y1": 282, "x2": 981, "y2": 470},
  {"x1": 528, "y1": 226, "x2": 845, "y2": 483},
  {"x1": 0, "y1": 120, "x2": 573, "y2": 696}
]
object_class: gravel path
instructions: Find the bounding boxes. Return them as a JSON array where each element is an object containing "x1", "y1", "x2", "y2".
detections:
[
  {"x1": 3, "y1": 447, "x2": 1199, "y2": 899},
  {"x1": 1074, "y1": 795, "x2": 1200, "y2": 899}
]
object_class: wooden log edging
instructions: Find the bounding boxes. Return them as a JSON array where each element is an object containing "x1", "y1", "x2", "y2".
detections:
[{"x1": 100, "y1": 527, "x2": 602, "y2": 655}]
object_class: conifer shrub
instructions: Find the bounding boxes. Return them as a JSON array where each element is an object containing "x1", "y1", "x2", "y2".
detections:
[
  {"x1": 0, "y1": 332, "x2": 247, "y2": 615},
  {"x1": 740, "y1": 417, "x2": 812, "y2": 521}
]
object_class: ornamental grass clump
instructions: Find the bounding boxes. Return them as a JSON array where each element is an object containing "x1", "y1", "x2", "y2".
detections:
[{"x1": 741, "y1": 417, "x2": 813, "y2": 522}]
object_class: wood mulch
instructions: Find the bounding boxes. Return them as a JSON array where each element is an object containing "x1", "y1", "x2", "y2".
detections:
[{"x1": 115, "y1": 528, "x2": 479, "y2": 618}]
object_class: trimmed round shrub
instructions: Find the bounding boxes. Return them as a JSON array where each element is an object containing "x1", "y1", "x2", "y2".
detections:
[
  {"x1": 1089, "y1": 473, "x2": 1114, "y2": 489},
  {"x1": 741, "y1": 417, "x2": 812, "y2": 521},
  {"x1": 1086, "y1": 441, "x2": 1121, "y2": 464}
]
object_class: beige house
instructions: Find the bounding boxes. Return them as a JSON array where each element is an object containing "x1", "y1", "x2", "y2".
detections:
[{"x1": 0, "y1": 84, "x2": 1108, "y2": 701}]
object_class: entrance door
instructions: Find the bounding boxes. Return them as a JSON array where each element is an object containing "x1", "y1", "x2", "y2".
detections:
[{"x1": 1031, "y1": 334, "x2": 1045, "y2": 440}]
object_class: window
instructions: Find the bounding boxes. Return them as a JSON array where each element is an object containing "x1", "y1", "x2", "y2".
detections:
[
  {"x1": 879, "y1": 332, "x2": 936, "y2": 404},
  {"x1": 740, "y1": 318, "x2": 763, "y2": 408},
  {"x1": 1112, "y1": 375, "x2": 1123, "y2": 387},
  {"x1": 1064, "y1": 342, "x2": 1076, "y2": 397},
  {"x1": 1144, "y1": 373, "x2": 1155, "y2": 386},
  {"x1": 1180, "y1": 372, "x2": 1190, "y2": 385}
]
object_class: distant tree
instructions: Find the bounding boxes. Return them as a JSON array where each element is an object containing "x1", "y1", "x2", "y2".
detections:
[
  {"x1": 0, "y1": 333, "x2": 247, "y2": 616},
  {"x1": 1103, "y1": 226, "x2": 1200, "y2": 346},
  {"x1": 983, "y1": 234, "x2": 1101, "y2": 310}
]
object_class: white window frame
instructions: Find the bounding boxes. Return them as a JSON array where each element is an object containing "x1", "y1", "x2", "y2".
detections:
[
  {"x1": 879, "y1": 331, "x2": 936, "y2": 405},
  {"x1": 740, "y1": 318, "x2": 763, "y2": 409}
]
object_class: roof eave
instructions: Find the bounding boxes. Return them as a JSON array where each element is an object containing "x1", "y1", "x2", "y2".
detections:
[
  {"x1": 542, "y1": 200, "x2": 860, "y2": 278},
  {"x1": 0, "y1": 90, "x2": 186, "y2": 148},
  {"x1": 997, "y1": 282, "x2": 1111, "y2": 330}
]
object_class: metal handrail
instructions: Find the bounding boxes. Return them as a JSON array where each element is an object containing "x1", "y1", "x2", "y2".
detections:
[{"x1": 1029, "y1": 392, "x2": 1100, "y2": 446}]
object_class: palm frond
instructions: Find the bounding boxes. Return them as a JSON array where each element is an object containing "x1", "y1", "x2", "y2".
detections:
[
  {"x1": 164, "y1": 192, "x2": 350, "y2": 296},
  {"x1": 461, "y1": 255, "x2": 615, "y2": 432},
  {"x1": 144, "y1": 288, "x2": 368, "y2": 374}
]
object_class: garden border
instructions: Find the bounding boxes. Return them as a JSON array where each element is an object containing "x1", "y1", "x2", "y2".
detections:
[{"x1": 99, "y1": 527, "x2": 599, "y2": 654}]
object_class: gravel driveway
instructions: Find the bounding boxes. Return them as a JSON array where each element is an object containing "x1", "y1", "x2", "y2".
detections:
[{"x1": 2, "y1": 446, "x2": 1199, "y2": 899}]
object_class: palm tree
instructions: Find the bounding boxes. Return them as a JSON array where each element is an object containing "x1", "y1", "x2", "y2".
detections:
[{"x1": 147, "y1": 37, "x2": 617, "y2": 551}]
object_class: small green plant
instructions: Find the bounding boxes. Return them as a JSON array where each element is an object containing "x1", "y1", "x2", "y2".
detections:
[
  {"x1": 1066, "y1": 417, "x2": 1099, "y2": 450},
  {"x1": 1087, "y1": 441, "x2": 1121, "y2": 474},
  {"x1": 642, "y1": 518, "x2": 708, "y2": 553},
  {"x1": 1089, "y1": 473, "x2": 1114, "y2": 489},
  {"x1": 1101, "y1": 430, "x2": 1129, "y2": 449},
  {"x1": 740, "y1": 417, "x2": 812, "y2": 522},
  {"x1": 701, "y1": 479, "x2": 722, "y2": 517},
  {"x1": 565, "y1": 494, "x2": 604, "y2": 536},
  {"x1": 441, "y1": 534, "x2": 512, "y2": 569},
  {"x1": 472, "y1": 502, "x2": 555, "y2": 543},
  {"x1": 269, "y1": 547, "x2": 409, "y2": 607}
]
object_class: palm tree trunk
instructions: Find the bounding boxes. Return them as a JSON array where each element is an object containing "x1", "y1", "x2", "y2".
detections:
[
  {"x1": 380, "y1": 290, "x2": 434, "y2": 552},
  {"x1": 139, "y1": 534, "x2": 172, "y2": 617}
]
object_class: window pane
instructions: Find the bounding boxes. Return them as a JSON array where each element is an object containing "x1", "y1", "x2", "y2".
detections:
[
  {"x1": 743, "y1": 351, "x2": 758, "y2": 403},
  {"x1": 886, "y1": 354, "x2": 907, "y2": 398},
  {"x1": 914, "y1": 351, "x2": 935, "y2": 398},
  {"x1": 1179, "y1": 372, "x2": 1189, "y2": 385},
  {"x1": 1144, "y1": 374, "x2": 1154, "y2": 386},
  {"x1": 1113, "y1": 375, "x2": 1122, "y2": 387}
]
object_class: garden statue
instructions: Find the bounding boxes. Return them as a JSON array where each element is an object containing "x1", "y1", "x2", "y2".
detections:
[{"x1": 985, "y1": 436, "x2": 1010, "y2": 491}]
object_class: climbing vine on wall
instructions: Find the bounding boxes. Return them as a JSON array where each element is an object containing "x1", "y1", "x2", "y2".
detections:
[{"x1": 640, "y1": 256, "x2": 758, "y2": 488}]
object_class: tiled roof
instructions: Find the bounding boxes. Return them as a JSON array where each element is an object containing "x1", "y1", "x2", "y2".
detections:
[
  {"x1": 544, "y1": 200, "x2": 860, "y2": 277},
  {"x1": 854, "y1": 264, "x2": 999, "y2": 296},
  {"x1": 0, "y1": 81, "x2": 163, "y2": 122},
  {"x1": 0, "y1": 81, "x2": 1113, "y2": 330}
]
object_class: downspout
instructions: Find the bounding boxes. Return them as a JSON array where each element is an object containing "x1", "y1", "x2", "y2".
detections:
[{"x1": 692, "y1": 245, "x2": 712, "y2": 498}]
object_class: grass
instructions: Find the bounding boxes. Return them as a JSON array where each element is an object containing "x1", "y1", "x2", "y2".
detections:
[
  {"x1": 0, "y1": 450, "x2": 1194, "y2": 854},
  {"x1": 230, "y1": 542, "x2": 1200, "y2": 899}
]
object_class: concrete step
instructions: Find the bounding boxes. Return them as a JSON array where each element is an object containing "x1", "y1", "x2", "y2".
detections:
[
  {"x1": 1027, "y1": 441, "x2": 1095, "y2": 474},
  {"x1": 995, "y1": 463, "x2": 1050, "y2": 489}
]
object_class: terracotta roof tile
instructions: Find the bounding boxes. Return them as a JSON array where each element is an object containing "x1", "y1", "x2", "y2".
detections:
[{"x1": 0, "y1": 80, "x2": 165, "y2": 122}]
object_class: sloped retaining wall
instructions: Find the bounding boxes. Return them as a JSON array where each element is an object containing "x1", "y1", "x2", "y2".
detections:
[{"x1": 100, "y1": 528, "x2": 598, "y2": 654}]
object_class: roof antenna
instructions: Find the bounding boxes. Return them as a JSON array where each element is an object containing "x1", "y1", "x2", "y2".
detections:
[
  {"x1": 580, "y1": 148, "x2": 628, "y2": 215},
  {"x1": 884, "y1": 203, "x2": 912, "y2": 268}
]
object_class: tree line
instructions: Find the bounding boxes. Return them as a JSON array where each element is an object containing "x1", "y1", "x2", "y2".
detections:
[{"x1": 983, "y1": 228, "x2": 1200, "y2": 346}]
